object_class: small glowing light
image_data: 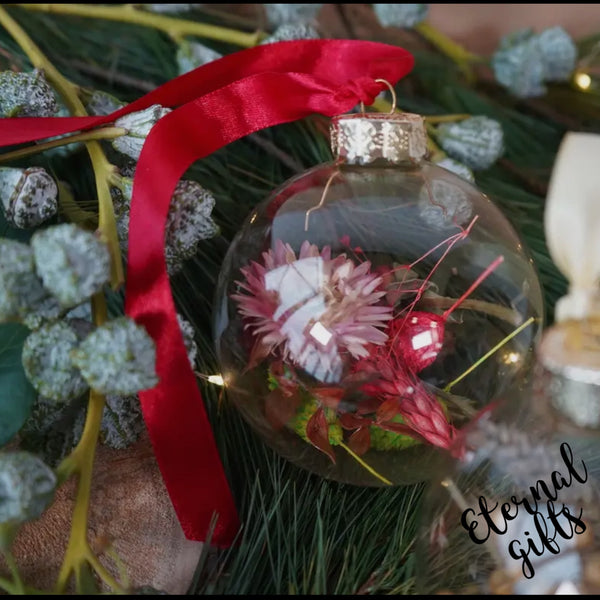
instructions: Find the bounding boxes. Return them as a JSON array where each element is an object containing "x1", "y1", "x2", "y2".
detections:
[
  {"x1": 574, "y1": 72, "x2": 592, "y2": 90},
  {"x1": 504, "y1": 352, "x2": 520, "y2": 365},
  {"x1": 309, "y1": 321, "x2": 333, "y2": 345},
  {"x1": 208, "y1": 374, "x2": 225, "y2": 386}
]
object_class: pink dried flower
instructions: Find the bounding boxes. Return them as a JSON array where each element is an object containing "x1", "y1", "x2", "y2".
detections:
[{"x1": 232, "y1": 239, "x2": 393, "y2": 383}]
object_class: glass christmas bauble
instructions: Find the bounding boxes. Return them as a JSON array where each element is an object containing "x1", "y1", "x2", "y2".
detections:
[
  {"x1": 415, "y1": 318, "x2": 600, "y2": 594},
  {"x1": 213, "y1": 112, "x2": 544, "y2": 486}
]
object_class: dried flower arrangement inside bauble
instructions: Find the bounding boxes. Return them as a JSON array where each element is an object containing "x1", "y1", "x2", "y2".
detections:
[{"x1": 214, "y1": 110, "x2": 544, "y2": 486}]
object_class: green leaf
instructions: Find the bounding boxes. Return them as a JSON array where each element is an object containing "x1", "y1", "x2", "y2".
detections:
[{"x1": 0, "y1": 323, "x2": 36, "y2": 446}]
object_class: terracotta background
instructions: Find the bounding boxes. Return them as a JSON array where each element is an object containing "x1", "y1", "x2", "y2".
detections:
[{"x1": 427, "y1": 4, "x2": 600, "y2": 53}]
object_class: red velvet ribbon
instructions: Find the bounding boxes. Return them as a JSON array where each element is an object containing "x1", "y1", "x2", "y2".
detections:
[{"x1": 0, "y1": 40, "x2": 414, "y2": 546}]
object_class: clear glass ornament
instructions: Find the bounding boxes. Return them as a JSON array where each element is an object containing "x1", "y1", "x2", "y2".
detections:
[
  {"x1": 415, "y1": 317, "x2": 600, "y2": 594},
  {"x1": 213, "y1": 111, "x2": 544, "y2": 486}
]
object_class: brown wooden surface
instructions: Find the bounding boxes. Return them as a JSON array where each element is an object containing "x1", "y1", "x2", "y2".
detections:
[{"x1": 0, "y1": 432, "x2": 202, "y2": 594}]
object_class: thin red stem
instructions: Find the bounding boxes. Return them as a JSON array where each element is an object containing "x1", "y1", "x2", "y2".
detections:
[{"x1": 442, "y1": 254, "x2": 504, "y2": 320}]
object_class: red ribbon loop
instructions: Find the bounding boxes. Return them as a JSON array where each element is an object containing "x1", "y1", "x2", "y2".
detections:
[{"x1": 0, "y1": 39, "x2": 414, "y2": 547}]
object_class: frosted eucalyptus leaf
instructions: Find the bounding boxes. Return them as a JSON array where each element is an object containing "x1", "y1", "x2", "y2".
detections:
[
  {"x1": 373, "y1": 4, "x2": 429, "y2": 28},
  {"x1": 143, "y1": 3, "x2": 195, "y2": 13},
  {"x1": 177, "y1": 313, "x2": 198, "y2": 367},
  {"x1": 21, "y1": 320, "x2": 90, "y2": 403},
  {"x1": 18, "y1": 394, "x2": 86, "y2": 467},
  {"x1": 0, "y1": 239, "x2": 60, "y2": 324},
  {"x1": 436, "y1": 116, "x2": 504, "y2": 170},
  {"x1": 176, "y1": 40, "x2": 222, "y2": 75},
  {"x1": 0, "y1": 451, "x2": 56, "y2": 526},
  {"x1": 537, "y1": 26, "x2": 577, "y2": 82},
  {"x1": 112, "y1": 105, "x2": 172, "y2": 161},
  {"x1": 433, "y1": 157, "x2": 475, "y2": 183},
  {"x1": 71, "y1": 316, "x2": 158, "y2": 395},
  {"x1": 100, "y1": 394, "x2": 145, "y2": 449},
  {"x1": 31, "y1": 223, "x2": 111, "y2": 309},
  {"x1": 0, "y1": 69, "x2": 58, "y2": 118},
  {"x1": 261, "y1": 23, "x2": 320, "y2": 44},
  {"x1": 492, "y1": 29, "x2": 547, "y2": 98},
  {"x1": 0, "y1": 167, "x2": 58, "y2": 229},
  {"x1": 113, "y1": 176, "x2": 219, "y2": 275},
  {"x1": 264, "y1": 4, "x2": 322, "y2": 27},
  {"x1": 84, "y1": 90, "x2": 127, "y2": 116}
]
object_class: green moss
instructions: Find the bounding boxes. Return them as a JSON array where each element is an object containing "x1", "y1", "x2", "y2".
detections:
[
  {"x1": 370, "y1": 415, "x2": 421, "y2": 451},
  {"x1": 288, "y1": 396, "x2": 342, "y2": 446}
]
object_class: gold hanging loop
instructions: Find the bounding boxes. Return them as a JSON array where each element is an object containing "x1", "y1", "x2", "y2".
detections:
[
  {"x1": 304, "y1": 169, "x2": 340, "y2": 232},
  {"x1": 374, "y1": 78, "x2": 397, "y2": 113}
]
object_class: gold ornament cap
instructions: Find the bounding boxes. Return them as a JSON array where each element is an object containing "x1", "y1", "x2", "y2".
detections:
[{"x1": 330, "y1": 112, "x2": 428, "y2": 166}]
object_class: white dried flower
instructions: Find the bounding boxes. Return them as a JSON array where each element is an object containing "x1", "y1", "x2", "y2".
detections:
[
  {"x1": 71, "y1": 316, "x2": 159, "y2": 395},
  {"x1": 537, "y1": 26, "x2": 577, "y2": 82},
  {"x1": 0, "y1": 239, "x2": 60, "y2": 324},
  {"x1": 264, "y1": 4, "x2": 322, "y2": 27},
  {"x1": 436, "y1": 116, "x2": 504, "y2": 170},
  {"x1": 176, "y1": 40, "x2": 222, "y2": 76},
  {"x1": 0, "y1": 69, "x2": 58, "y2": 118},
  {"x1": 21, "y1": 320, "x2": 90, "y2": 402},
  {"x1": 85, "y1": 90, "x2": 127, "y2": 116},
  {"x1": 177, "y1": 313, "x2": 198, "y2": 367},
  {"x1": 31, "y1": 224, "x2": 111, "y2": 309},
  {"x1": 0, "y1": 451, "x2": 56, "y2": 526},
  {"x1": 112, "y1": 104, "x2": 172, "y2": 161},
  {"x1": 434, "y1": 157, "x2": 475, "y2": 183},
  {"x1": 0, "y1": 166, "x2": 58, "y2": 229},
  {"x1": 260, "y1": 23, "x2": 320, "y2": 44},
  {"x1": 113, "y1": 176, "x2": 219, "y2": 275},
  {"x1": 373, "y1": 4, "x2": 429, "y2": 28}
]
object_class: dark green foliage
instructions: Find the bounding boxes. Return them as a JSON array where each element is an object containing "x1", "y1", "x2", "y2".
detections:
[{"x1": 0, "y1": 323, "x2": 36, "y2": 446}]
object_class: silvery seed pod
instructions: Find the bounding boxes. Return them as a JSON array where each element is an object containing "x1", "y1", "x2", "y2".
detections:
[
  {"x1": 0, "y1": 166, "x2": 58, "y2": 229},
  {"x1": 176, "y1": 40, "x2": 222, "y2": 76},
  {"x1": 0, "y1": 69, "x2": 58, "y2": 118},
  {"x1": 84, "y1": 89, "x2": 127, "y2": 117},
  {"x1": 71, "y1": 316, "x2": 159, "y2": 396},
  {"x1": 112, "y1": 105, "x2": 172, "y2": 161},
  {"x1": 260, "y1": 23, "x2": 320, "y2": 44},
  {"x1": 177, "y1": 313, "x2": 198, "y2": 367},
  {"x1": 434, "y1": 157, "x2": 475, "y2": 183},
  {"x1": 492, "y1": 29, "x2": 547, "y2": 99},
  {"x1": 21, "y1": 319, "x2": 91, "y2": 403},
  {"x1": 373, "y1": 4, "x2": 429, "y2": 28},
  {"x1": 31, "y1": 223, "x2": 111, "y2": 309},
  {"x1": 436, "y1": 116, "x2": 505, "y2": 170},
  {"x1": 0, "y1": 451, "x2": 56, "y2": 527},
  {"x1": 537, "y1": 26, "x2": 577, "y2": 82},
  {"x1": 0, "y1": 239, "x2": 60, "y2": 324},
  {"x1": 264, "y1": 3, "x2": 323, "y2": 27},
  {"x1": 112, "y1": 176, "x2": 219, "y2": 275}
]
